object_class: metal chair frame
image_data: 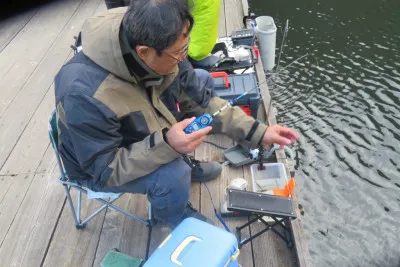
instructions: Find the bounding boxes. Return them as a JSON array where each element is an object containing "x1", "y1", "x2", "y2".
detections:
[{"x1": 48, "y1": 110, "x2": 153, "y2": 257}]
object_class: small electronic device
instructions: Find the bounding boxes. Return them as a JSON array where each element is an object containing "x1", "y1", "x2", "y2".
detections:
[
  {"x1": 184, "y1": 114, "x2": 213, "y2": 134},
  {"x1": 231, "y1": 29, "x2": 255, "y2": 46}
]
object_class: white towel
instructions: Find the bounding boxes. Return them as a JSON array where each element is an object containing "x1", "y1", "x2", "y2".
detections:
[{"x1": 87, "y1": 189, "x2": 120, "y2": 200}]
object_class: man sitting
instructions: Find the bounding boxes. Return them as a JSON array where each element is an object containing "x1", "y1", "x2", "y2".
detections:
[{"x1": 54, "y1": 0, "x2": 299, "y2": 228}]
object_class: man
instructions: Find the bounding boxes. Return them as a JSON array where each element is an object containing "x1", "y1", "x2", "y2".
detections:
[
  {"x1": 54, "y1": 0, "x2": 299, "y2": 228},
  {"x1": 103, "y1": 0, "x2": 221, "y2": 68}
]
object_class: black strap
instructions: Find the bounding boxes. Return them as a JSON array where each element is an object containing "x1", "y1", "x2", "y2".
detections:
[
  {"x1": 149, "y1": 132, "x2": 155, "y2": 148},
  {"x1": 245, "y1": 120, "x2": 260, "y2": 141}
]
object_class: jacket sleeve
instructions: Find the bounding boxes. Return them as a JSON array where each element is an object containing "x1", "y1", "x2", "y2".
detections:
[
  {"x1": 62, "y1": 93, "x2": 180, "y2": 187},
  {"x1": 177, "y1": 60, "x2": 268, "y2": 149}
]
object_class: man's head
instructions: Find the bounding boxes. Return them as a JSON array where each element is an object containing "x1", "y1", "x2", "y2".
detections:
[{"x1": 122, "y1": 0, "x2": 193, "y2": 76}]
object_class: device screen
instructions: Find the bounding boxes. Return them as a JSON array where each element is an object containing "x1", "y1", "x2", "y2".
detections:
[{"x1": 192, "y1": 123, "x2": 200, "y2": 131}]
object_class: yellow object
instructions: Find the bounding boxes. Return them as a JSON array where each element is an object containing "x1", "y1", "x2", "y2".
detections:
[
  {"x1": 188, "y1": 0, "x2": 221, "y2": 60},
  {"x1": 158, "y1": 234, "x2": 172, "y2": 249},
  {"x1": 170, "y1": 235, "x2": 202, "y2": 266},
  {"x1": 224, "y1": 249, "x2": 240, "y2": 267}
]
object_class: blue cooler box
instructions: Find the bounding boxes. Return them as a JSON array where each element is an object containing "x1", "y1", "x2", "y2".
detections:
[{"x1": 144, "y1": 218, "x2": 240, "y2": 267}]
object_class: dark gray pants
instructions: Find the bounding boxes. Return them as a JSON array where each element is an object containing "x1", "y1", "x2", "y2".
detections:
[{"x1": 85, "y1": 158, "x2": 191, "y2": 227}]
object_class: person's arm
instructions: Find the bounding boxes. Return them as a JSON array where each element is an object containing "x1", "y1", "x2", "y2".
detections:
[
  {"x1": 177, "y1": 60, "x2": 299, "y2": 148},
  {"x1": 61, "y1": 93, "x2": 181, "y2": 187},
  {"x1": 178, "y1": 60, "x2": 267, "y2": 149}
]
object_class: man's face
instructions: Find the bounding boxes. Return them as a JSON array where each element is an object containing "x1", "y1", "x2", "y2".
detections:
[{"x1": 136, "y1": 23, "x2": 190, "y2": 76}]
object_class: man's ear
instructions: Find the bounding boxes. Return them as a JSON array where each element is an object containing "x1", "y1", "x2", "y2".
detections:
[{"x1": 136, "y1": 45, "x2": 150, "y2": 61}]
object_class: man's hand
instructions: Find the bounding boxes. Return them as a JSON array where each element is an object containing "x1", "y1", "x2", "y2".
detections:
[
  {"x1": 166, "y1": 117, "x2": 212, "y2": 153},
  {"x1": 262, "y1": 125, "x2": 299, "y2": 147}
]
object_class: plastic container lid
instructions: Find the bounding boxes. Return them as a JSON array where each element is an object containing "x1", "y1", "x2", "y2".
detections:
[{"x1": 255, "y1": 16, "x2": 277, "y2": 34}]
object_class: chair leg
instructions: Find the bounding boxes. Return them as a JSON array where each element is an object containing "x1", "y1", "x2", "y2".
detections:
[
  {"x1": 148, "y1": 202, "x2": 154, "y2": 223},
  {"x1": 145, "y1": 223, "x2": 153, "y2": 260},
  {"x1": 77, "y1": 190, "x2": 82, "y2": 223},
  {"x1": 63, "y1": 184, "x2": 81, "y2": 227},
  {"x1": 145, "y1": 202, "x2": 155, "y2": 260},
  {"x1": 80, "y1": 198, "x2": 119, "y2": 225}
]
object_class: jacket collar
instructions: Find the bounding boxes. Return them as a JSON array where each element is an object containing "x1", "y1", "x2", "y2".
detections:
[{"x1": 119, "y1": 27, "x2": 164, "y2": 87}]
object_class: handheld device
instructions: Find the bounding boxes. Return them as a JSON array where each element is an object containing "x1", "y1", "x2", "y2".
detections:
[
  {"x1": 183, "y1": 77, "x2": 267, "y2": 134},
  {"x1": 184, "y1": 114, "x2": 213, "y2": 134}
]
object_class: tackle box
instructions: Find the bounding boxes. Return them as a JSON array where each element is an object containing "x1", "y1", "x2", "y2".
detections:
[{"x1": 211, "y1": 72, "x2": 260, "y2": 118}]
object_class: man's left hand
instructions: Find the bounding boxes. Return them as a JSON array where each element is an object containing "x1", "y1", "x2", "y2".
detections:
[{"x1": 262, "y1": 125, "x2": 299, "y2": 147}]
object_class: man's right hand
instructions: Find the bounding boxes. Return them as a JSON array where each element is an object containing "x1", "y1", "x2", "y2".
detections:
[{"x1": 166, "y1": 117, "x2": 212, "y2": 154}]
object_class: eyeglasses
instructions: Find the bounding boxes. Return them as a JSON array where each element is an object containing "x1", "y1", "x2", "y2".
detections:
[{"x1": 163, "y1": 38, "x2": 191, "y2": 63}]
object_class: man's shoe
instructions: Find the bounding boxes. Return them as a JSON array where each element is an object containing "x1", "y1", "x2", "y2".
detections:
[
  {"x1": 184, "y1": 202, "x2": 214, "y2": 226},
  {"x1": 189, "y1": 156, "x2": 222, "y2": 182}
]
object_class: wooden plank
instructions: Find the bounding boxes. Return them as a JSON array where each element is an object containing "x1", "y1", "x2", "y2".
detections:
[
  {"x1": 224, "y1": 0, "x2": 244, "y2": 34},
  {"x1": 241, "y1": 0, "x2": 249, "y2": 17},
  {"x1": 93, "y1": 194, "x2": 151, "y2": 266},
  {"x1": 0, "y1": 85, "x2": 58, "y2": 244},
  {"x1": 197, "y1": 135, "x2": 232, "y2": 224},
  {"x1": 41, "y1": 190, "x2": 106, "y2": 267},
  {"x1": 0, "y1": 0, "x2": 101, "y2": 239},
  {"x1": 196, "y1": 134, "x2": 232, "y2": 163},
  {"x1": 218, "y1": 0, "x2": 227, "y2": 37},
  {"x1": 0, "y1": 0, "x2": 82, "y2": 118},
  {"x1": 255, "y1": 59, "x2": 275, "y2": 126},
  {"x1": 0, "y1": 0, "x2": 102, "y2": 251},
  {"x1": 245, "y1": 0, "x2": 313, "y2": 263},
  {"x1": 289, "y1": 214, "x2": 312, "y2": 267},
  {"x1": 0, "y1": 8, "x2": 38, "y2": 53},
  {"x1": 0, "y1": 146, "x2": 64, "y2": 267},
  {"x1": 0, "y1": 0, "x2": 101, "y2": 170},
  {"x1": 3, "y1": 2, "x2": 131, "y2": 265}
]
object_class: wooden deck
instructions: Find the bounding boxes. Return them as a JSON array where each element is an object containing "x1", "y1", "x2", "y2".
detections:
[{"x1": 0, "y1": 0, "x2": 310, "y2": 266}]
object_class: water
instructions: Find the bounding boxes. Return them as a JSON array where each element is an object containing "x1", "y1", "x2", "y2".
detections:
[{"x1": 250, "y1": 0, "x2": 400, "y2": 266}]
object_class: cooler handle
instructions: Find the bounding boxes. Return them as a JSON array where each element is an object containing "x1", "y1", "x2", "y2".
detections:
[
  {"x1": 170, "y1": 236, "x2": 202, "y2": 266},
  {"x1": 210, "y1": 71, "x2": 230, "y2": 88}
]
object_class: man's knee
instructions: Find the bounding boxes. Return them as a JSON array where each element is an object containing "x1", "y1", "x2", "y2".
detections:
[
  {"x1": 194, "y1": 68, "x2": 215, "y2": 90},
  {"x1": 151, "y1": 158, "x2": 191, "y2": 197}
]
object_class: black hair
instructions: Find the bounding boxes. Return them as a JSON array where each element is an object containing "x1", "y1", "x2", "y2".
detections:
[{"x1": 122, "y1": 0, "x2": 194, "y2": 55}]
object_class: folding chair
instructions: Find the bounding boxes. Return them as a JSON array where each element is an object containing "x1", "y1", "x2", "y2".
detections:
[{"x1": 48, "y1": 110, "x2": 153, "y2": 256}]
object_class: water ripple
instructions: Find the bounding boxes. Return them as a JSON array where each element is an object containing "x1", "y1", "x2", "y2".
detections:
[{"x1": 253, "y1": 0, "x2": 400, "y2": 265}]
